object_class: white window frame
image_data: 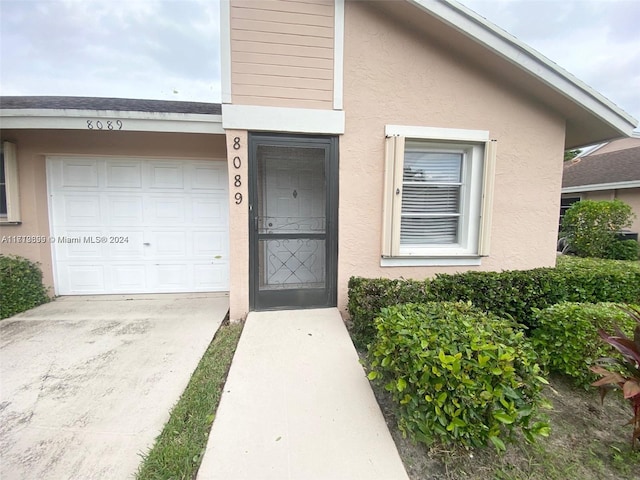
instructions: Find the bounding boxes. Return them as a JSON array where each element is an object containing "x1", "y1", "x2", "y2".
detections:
[
  {"x1": 381, "y1": 126, "x2": 496, "y2": 266},
  {"x1": 0, "y1": 142, "x2": 21, "y2": 224}
]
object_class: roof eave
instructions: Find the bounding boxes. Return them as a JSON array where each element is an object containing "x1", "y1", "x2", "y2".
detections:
[
  {"x1": 408, "y1": 0, "x2": 638, "y2": 143},
  {"x1": 562, "y1": 180, "x2": 640, "y2": 193},
  {"x1": 0, "y1": 108, "x2": 224, "y2": 134}
]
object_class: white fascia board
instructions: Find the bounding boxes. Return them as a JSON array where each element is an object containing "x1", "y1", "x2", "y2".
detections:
[
  {"x1": 222, "y1": 104, "x2": 345, "y2": 134},
  {"x1": 562, "y1": 181, "x2": 640, "y2": 193},
  {"x1": 220, "y1": 0, "x2": 232, "y2": 104},
  {"x1": 333, "y1": 0, "x2": 345, "y2": 110},
  {"x1": 385, "y1": 124, "x2": 489, "y2": 142},
  {"x1": 408, "y1": 0, "x2": 638, "y2": 135},
  {"x1": 0, "y1": 109, "x2": 224, "y2": 134}
]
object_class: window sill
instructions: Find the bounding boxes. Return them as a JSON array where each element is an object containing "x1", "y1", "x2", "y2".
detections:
[
  {"x1": 0, "y1": 221, "x2": 22, "y2": 226},
  {"x1": 380, "y1": 256, "x2": 482, "y2": 267}
]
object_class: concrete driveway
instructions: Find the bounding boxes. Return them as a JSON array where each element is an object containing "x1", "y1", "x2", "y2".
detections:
[{"x1": 0, "y1": 293, "x2": 228, "y2": 480}]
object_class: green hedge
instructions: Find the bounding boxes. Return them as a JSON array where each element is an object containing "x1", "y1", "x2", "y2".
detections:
[
  {"x1": 348, "y1": 257, "x2": 640, "y2": 350},
  {"x1": 0, "y1": 255, "x2": 50, "y2": 319},
  {"x1": 368, "y1": 302, "x2": 549, "y2": 450},
  {"x1": 531, "y1": 302, "x2": 638, "y2": 388}
]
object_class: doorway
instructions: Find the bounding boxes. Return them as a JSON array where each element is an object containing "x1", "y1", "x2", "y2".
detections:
[{"x1": 249, "y1": 134, "x2": 338, "y2": 310}]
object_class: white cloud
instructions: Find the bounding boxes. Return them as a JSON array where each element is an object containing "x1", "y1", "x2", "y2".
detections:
[{"x1": 0, "y1": 0, "x2": 220, "y2": 102}]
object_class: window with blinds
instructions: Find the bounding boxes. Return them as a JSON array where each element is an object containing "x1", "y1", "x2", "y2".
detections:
[
  {"x1": 381, "y1": 126, "x2": 496, "y2": 263},
  {"x1": 401, "y1": 148, "x2": 463, "y2": 245}
]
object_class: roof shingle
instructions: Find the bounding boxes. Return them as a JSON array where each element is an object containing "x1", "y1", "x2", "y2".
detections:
[
  {"x1": 563, "y1": 145, "x2": 640, "y2": 187},
  {"x1": 0, "y1": 96, "x2": 221, "y2": 115}
]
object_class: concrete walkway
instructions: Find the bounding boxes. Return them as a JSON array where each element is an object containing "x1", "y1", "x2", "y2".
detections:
[
  {"x1": 197, "y1": 308, "x2": 409, "y2": 480},
  {"x1": 0, "y1": 293, "x2": 229, "y2": 480}
]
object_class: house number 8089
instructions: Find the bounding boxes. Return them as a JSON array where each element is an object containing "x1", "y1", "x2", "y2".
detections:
[
  {"x1": 87, "y1": 120, "x2": 123, "y2": 130},
  {"x1": 232, "y1": 138, "x2": 243, "y2": 204}
]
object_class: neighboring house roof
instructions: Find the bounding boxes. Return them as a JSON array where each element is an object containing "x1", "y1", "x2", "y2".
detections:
[
  {"x1": 562, "y1": 145, "x2": 640, "y2": 192},
  {"x1": 576, "y1": 132, "x2": 640, "y2": 158},
  {"x1": 0, "y1": 96, "x2": 221, "y2": 115}
]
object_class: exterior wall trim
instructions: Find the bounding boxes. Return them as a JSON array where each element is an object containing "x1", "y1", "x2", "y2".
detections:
[
  {"x1": 0, "y1": 109, "x2": 224, "y2": 134},
  {"x1": 220, "y1": 0, "x2": 232, "y2": 104},
  {"x1": 385, "y1": 124, "x2": 490, "y2": 142},
  {"x1": 562, "y1": 181, "x2": 640, "y2": 193},
  {"x1": 381, "y1": 257, "x2": 482, "y2": 267},
  {"x1": 222, "y1": 104, "x2": 345, "y2": 134},
  {"x1": 333, "y1": 0, "x2": 345, "y2": 110}
]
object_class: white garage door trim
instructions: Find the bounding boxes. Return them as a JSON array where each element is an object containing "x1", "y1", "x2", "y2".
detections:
[{"x1": 47, "y1": 156, "x2": 229, "y2": 295}]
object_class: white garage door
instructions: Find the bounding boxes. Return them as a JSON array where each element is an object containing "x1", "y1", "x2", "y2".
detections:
[{"x1": 47, "y1": 156, "x2": 229, "y2": 295}]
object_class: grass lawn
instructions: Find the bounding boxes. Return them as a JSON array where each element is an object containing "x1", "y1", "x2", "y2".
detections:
[{"x1": 136, "y1": 319, "x2": 243, "y2": 480}]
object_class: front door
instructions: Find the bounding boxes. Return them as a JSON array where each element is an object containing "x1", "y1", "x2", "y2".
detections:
[{"x1": 249, "y1": 134, "x2": 338, "y2": 310}]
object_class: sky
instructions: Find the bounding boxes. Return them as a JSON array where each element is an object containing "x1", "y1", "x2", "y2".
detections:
[{"x1": 1, "y1": 0, "x2": 639, "y2": 131}]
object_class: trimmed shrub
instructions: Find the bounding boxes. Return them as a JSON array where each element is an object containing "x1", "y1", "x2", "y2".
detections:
[
  {"x1": 368, "y1": 302, "x2": 549, "y2": 450},
  {"x1": 348, "y1": 257, "x2": 640, "y2": 350},
  {"x1": 531, "y1": 302, "x2": 638, "y2": 388},
  {"x1": 607, "y1": 239, "x2": 640, "y2": 261},
  {"x1": 0, "y1": 255, "x2": 50, "y2": 319},
  {"x1": 560, "y1": 199, "x2": 634, "y2": 259},
  {"x1": 348, "y1": 276, "x2": 435, "y2": 350}
]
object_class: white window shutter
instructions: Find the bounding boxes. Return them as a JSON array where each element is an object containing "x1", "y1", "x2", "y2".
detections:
[
  {"x1": 478, "y1": 139, "x2": 497, "y2": 256},
  {"x1": 391, "y1": 136, "x2": 405, "y2": 256},
  {"x1": 381, "y1": 136, "x2": 396, "y2": 257},
  {"x1": 3, "y1": 142, "x2": 20, "y2": 223}
]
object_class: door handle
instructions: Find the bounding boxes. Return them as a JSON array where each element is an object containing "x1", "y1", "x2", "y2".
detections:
[{"x1": 143, "y1": 242, "x2": 151, "y2": 246}]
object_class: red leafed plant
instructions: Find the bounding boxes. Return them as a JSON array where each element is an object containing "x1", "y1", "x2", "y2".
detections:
[{"x1": 590, "y1": 305, "x2": 640, "y2": 449}]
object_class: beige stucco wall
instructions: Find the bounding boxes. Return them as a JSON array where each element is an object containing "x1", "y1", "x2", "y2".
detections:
[
  {"x1": 337, "y1": 1, "x2": 566, "y2": 312},
  {"x1": 617, "y1": 188, "x2": 640, "y2": 233},
  {"x1": 224, "y1": 130, "x2": 250, "y2": 320},
  {"x1": 578, "y1": 188, "x2": 640, "y2": 233},
  {"x1": 230, "y1": 0, "x2": 334, "y2": 109},
  {"x1": 0, "y1": 129, "x2": 227, "y2": 295}
]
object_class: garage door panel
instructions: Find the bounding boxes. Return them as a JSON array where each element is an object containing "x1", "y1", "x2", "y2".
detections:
[
  {"x1": 65, "y1": 265, "x2": 106, "y2": 293},
  {"x1": 58, "y1": 236, "x2": 104, "y2": 259},
  {"x1": 193, "y1": 199, "x2": 226, "y2": 223},
  {"x1": 62, "y1": 196, "x2": 102, "y2": 226},
  {"x1": 107, "y1": 232, "x2": 145, "y2": 258},
  {"x1": 106, "y1": 162, "x2": 143, "y2": 188},
  {"x1": 192, "y1": 165, "x2": 227, "y2": 190},
  {"x1": 149, "y1": 163, "x2": 184, "y2": 189},
  {"x1": 152, "y1": 265, "x2": 189, "y2": 290},
  {"x1": 149, "y1": 197, "x2": 186, "y2": 223},
  {"x1": 194, "y1": 263, "x2": 228, "y2": 289},
  {"x1": 62, "y1": 160, "x2": 99, "y2": 188},
  {"x1": 49, "y1": 157, "x2": 229, "y2": 295},
  {"x1": 111, "y1": 265, "x2": 147, "y2": 292},
  {"x1": 153, "y1": 231, "x2": 187, "y2": 256},
  {"x1": 109, "y1": 196, "x2": 144, "y2": 225},
  {"x1": 193, "y1": 231, "x2": 227, "y2": 257}
]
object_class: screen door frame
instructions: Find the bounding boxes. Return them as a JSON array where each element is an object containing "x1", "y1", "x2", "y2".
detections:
[{"x1": 248, "y1": 133, "x2": 338, "y2": 311}]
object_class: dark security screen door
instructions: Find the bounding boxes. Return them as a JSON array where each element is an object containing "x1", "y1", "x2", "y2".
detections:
[{"x1": 249, "y1": 134, "x2": 338, "y2": 310}]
